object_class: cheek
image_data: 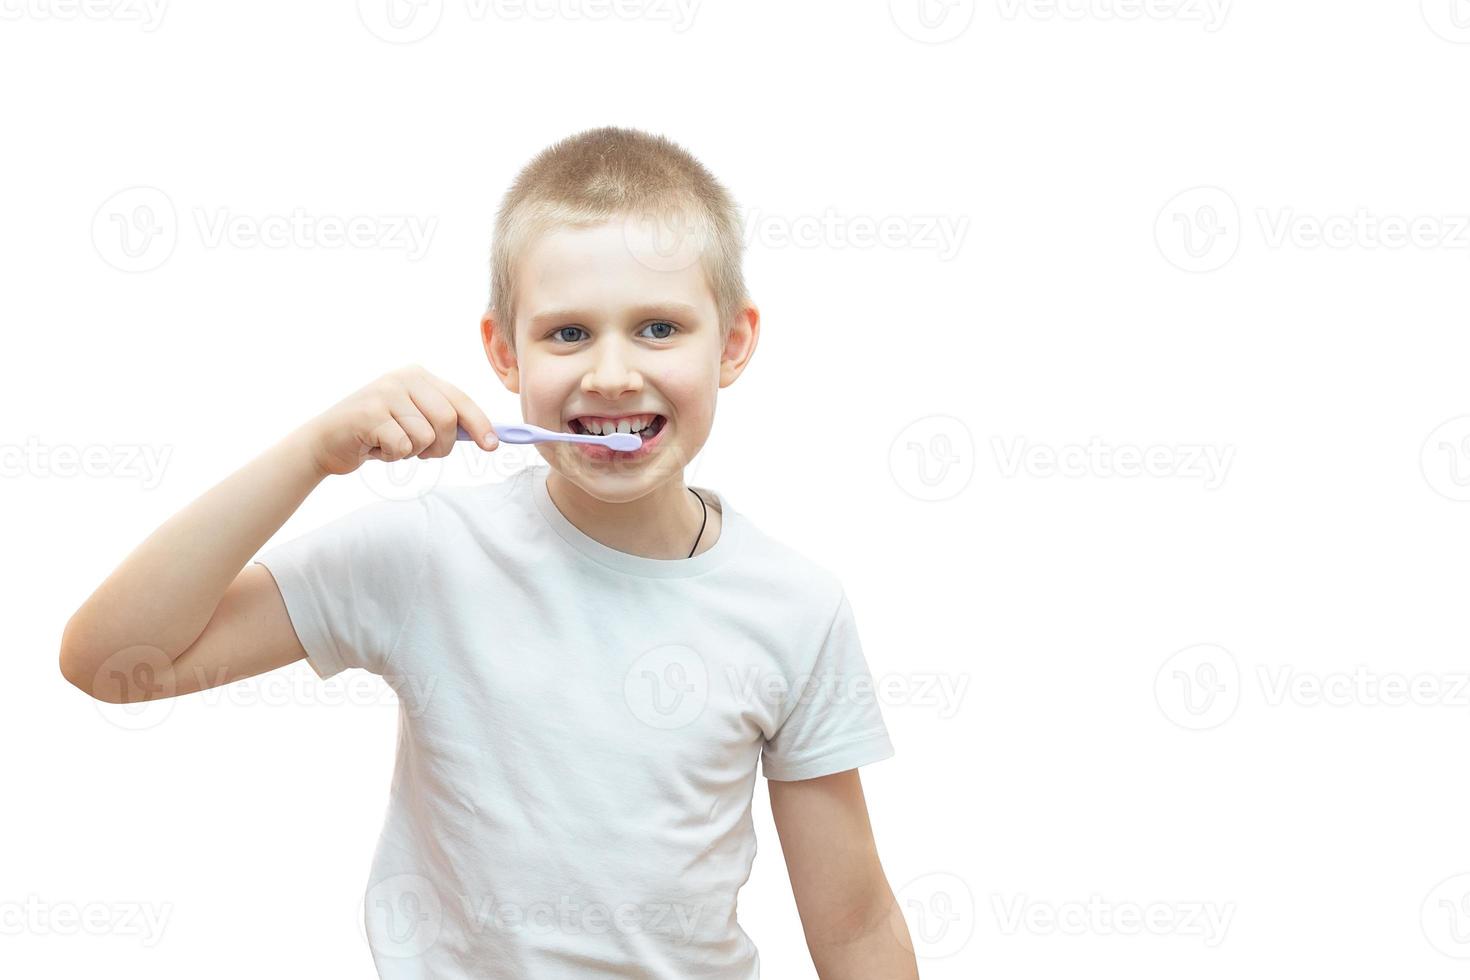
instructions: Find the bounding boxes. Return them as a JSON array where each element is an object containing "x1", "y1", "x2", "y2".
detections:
[
  {"x1": 657, "y1": 376, "x2": 711, "y2": 418},
  {"x1": 519, "y1": 363, "x2": 578, "y2": 406}
]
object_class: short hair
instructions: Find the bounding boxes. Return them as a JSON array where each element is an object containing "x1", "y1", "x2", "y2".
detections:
[{"x1": 488, "y1": 126, "x2": 748, "y2": 356}]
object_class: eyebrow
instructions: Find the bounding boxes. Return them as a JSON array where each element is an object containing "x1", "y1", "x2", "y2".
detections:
[{"x1": 528, "y1": 302, "x2": 701, "y2": 329}]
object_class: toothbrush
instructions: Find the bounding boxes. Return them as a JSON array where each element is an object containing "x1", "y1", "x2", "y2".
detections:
[{"x1": 456, "y1": 422, "x2": 642, "y2": 452}]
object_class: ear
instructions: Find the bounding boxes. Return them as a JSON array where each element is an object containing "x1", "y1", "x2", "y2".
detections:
[
  {"x1": 719, "y1": 302, "x2": 760, "y2": 389},
  {"x1": 482, "y1": 309, "x2": 520, "y2": 394}
]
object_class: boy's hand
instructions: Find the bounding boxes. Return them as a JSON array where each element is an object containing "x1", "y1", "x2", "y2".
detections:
[{"x1": 302, "y1": 364, "x2": 499, "y2": 478}]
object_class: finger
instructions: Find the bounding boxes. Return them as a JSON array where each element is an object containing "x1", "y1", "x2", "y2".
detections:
[
  {"x1": 429, "y1": 375, "x2": 498, "y2": 451},
  {"x1": 368, "y1": 418, "x2": 413, "y2": 461},
  {"x1": 404, "y1": 380, "x2": 460, "y2": 458},
  {"x1": 385, "y1": 394, "x2": 437, "y2": 458}
]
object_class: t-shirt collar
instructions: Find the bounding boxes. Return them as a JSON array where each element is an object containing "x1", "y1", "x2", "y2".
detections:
[{"x1": 527, "y1": 465, "x2": 742, "y2": 578}]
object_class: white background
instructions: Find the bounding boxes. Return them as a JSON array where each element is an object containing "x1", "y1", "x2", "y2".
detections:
[{"x1": 6, "y1": 0, "x2": 1470, "y2": 977}]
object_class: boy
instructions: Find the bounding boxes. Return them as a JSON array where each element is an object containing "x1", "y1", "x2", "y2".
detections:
[{"x1": 60, "y1": 126, "x2": 918, "y2": 979}]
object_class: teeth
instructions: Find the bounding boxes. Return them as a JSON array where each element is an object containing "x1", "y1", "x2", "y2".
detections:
[{"x1": 574, "y1": 415, "x2": 659, "y2": 436}]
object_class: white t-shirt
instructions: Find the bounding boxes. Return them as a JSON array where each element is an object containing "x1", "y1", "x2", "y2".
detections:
[{"x1": 253, "y1": 463, "x2": 895, "y2": 979}]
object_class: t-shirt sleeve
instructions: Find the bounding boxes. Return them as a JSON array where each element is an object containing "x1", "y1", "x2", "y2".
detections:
[
  {"x1": 761, "y1": 588, "x2": 896, "y2": 781},
  {"x1": 251, "y1": 495, "x2": 430, "y2": 680}
]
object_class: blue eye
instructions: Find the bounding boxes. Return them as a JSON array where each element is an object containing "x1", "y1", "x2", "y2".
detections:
[{"x1": 548, "y1": 321, "x2": 678, "y2": 344}]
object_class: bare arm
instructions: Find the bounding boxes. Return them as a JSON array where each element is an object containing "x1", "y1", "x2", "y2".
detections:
[
  {"x1": 769, "y1": 769, "x2": 919, "y2": 979},
  {"x1": 58, "y1": 365, "x2": 499, "y2": 703},
  {"x1": 58, "y1": 425, "x2": 328, "y2": 701}
]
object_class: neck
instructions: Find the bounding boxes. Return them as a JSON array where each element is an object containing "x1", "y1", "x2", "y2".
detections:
[{"x1": 544, "y1": 469, "x2": 714, "y2": 560}]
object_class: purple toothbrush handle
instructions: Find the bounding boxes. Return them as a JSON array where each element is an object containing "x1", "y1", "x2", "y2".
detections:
[{"x1": 455, "y1": 422, "x2": 641, "y2": 451}]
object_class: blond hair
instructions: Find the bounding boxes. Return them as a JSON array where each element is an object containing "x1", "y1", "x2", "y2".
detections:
[{"x1": 488, "y1": 126, "x2": 747, "y2": 356}]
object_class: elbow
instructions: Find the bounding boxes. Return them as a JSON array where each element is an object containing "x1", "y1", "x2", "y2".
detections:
[
  {"x1": 59, "y1": 620, "x2": 177, "y2": 704},
  {"x1": 58, "y1": 618, "x2": 121, "y2": 703},
  {"x1": 59, "y1": 641, "x2": 110, "y2": 702},
  {"x1": 59, "y1": 618, "x2": 88, "y2": 694}
]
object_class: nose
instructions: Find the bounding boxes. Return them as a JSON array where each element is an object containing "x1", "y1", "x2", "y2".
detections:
[{"x1": 580, "y1": 335, "x2": 642, "y2": 401}]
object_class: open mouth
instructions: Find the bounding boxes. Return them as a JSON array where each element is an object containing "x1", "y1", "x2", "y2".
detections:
[{"x1": 568, "y1": 415, "x2": 667, "y2": 439}]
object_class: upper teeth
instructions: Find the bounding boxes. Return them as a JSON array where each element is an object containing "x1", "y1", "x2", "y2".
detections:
[{"x1": 574, "y1": 415, "x2": 659, "y2": 435}]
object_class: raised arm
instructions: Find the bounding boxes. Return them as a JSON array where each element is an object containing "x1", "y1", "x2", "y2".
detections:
[
  {"x1": 58, "y1": 364, "x2": 498, "y2": 703},
  {"x1": 58, "y1": 424, "x2": 328, "y2": 702}
]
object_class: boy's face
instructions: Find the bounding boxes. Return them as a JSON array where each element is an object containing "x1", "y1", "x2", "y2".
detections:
[{"x1": 484, "y1": 217, "x2": 755, "y2": 499}]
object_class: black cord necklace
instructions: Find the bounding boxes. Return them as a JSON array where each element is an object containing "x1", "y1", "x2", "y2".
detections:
[{"x1": 686, "y1": 487, "x2": 708, "y2": 558}]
